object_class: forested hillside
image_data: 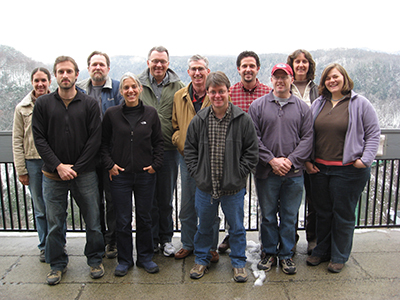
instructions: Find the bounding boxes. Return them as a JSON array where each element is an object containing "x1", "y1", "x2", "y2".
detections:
[{"x1": 1, "y1": 45, "x2": 399, "y2": 130}]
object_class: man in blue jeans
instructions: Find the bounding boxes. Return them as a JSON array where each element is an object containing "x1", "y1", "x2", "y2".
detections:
[
  {"x1": 184, "y1": 71, "x2": 258, "y2": 282},
  {"x1": 32, "y1": 56, "x2": 105, "y2": 285},
  {"x1": 248, "y1": 63, "x2": 313, "y2": 275},
  {"x1": 172, "y1": 55, "x2": 220, "y2": 262}
]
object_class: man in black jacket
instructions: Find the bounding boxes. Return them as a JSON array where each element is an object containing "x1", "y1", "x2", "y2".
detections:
[{"x1": 32, "y1": 56, "x2": 104, "y2": 285}]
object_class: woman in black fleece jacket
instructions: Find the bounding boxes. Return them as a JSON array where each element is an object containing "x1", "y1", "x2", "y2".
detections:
[{"x1": 101, "y1": 72, "x2": 164, "y2": 276}]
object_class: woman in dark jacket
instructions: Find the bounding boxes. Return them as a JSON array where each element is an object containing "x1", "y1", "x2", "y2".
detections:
[{"x1": 101, "y1": 72, "x2": 164, "y2": 276}]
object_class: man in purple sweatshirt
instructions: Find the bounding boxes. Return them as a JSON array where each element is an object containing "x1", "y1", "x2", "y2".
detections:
[{"x1": 248, "y1": 63, "x2": 313, "y2": 275}]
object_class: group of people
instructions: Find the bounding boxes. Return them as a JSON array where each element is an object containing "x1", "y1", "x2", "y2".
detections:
[{"x1": 12, "y1": 47, "x2": 380, "y2": 285}]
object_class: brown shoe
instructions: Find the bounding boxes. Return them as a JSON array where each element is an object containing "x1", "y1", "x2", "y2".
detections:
[
  {"x1": 218, "y1": 235, "x2": 230, "y2": 253},
  {"x1": 328, "y1": 262, "x2": 344, "y2": 273},
  {"x1": 306, "y1": 255, "x2": 325, "y2": 266},
  {"x1": 210, "y1": 250, "x2": 219, "y2": 263},
  {"x1": 174, "y1": 248, "x2": 193, "y2": 259},
  {"x1": 307, "y1": 239, "x2": 317, "y2": 256}
]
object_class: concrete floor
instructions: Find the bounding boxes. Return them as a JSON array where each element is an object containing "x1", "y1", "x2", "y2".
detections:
[{"x1": 0, "y1": 229, "x2": 399, "y2": 300}]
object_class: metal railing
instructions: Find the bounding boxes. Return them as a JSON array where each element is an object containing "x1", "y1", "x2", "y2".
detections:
[{"x1": 1, "y1": 130, "x2": 400, "y2": 232}]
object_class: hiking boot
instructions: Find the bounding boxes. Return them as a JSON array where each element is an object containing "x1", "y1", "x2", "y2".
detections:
[
  {"x1": 257, "y1": 253, "x2": 277, "y2": 271},
  {"x1": 190, "y1": 264, "x2": 209, "y2": 279},
  {"x1": 210, "y1": 250, "x2": 219, "y2": 263},
  {"x1": 90, "y1": 263, "x2": 105, "y2": 279},
  {"x1": 233, "y1": 267, "x2": 248, "y2": 282},
  {"x1": 162, "y1": 242, "x2": 175, "y2": 257},
  {"x1": 328, "y1": 262, "x2": 344, "y2": 273},
  {"x1": 307, "y1": 239, "x2": 317, "y2": 255},
  {"x1": 114, "y1": 263, "x2": 133, "y2": 277},
  {"x1": 280, "y1": 258, "x2": 297, "y2": 275},
  {"x1": 137, "y1": 260, "x2": 159, "y2": 274},
  {"x1": 46, "y1": 268, "x2": 67, "y2": 285},
  {"x1": 175, "y1": 248, "x2": 193, "y2": 259},
  {"x1": 105, "y1": 244, "x2": 118, "y2": 259},
  {"x1": 39, "y1": 249, "x2": 45, "y2": 263},
  {"x1": 218, "y1": 235, "x2": 230, "y2": 253},
  {"x1": 306, "y1": 255, "x2": 329, "y2": 266}
]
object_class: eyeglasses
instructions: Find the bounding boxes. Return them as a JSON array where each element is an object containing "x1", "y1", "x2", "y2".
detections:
[
  {"x1": 189, "y1": 67, "x2": 206, "y2": 72},
  {"x1": 272, "y1": 75, "x2": 290, "y2": 81},
  {"x1": 150, "y1": 59, "x2": 169, "y2": 65},
  {"x1": 208, "y1": 90, "x2": 227, "y2": 96}
]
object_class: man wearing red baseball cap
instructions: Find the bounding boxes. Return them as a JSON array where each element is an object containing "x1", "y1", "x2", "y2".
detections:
[{"x1": 248, "y1": 63, "x2": 313, "y2": 275}]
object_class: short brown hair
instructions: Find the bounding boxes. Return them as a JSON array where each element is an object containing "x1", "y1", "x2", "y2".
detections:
[
  {"x1": 318, "y1": 63, "x2": 354, "y2": 98},
  {"x1": 87, "y1": 51, "x2": 110, "y2": 68},
  {"x1": 53, "y1": 56, "x2": 79, "y2": 75},
  {"x1": 206, "y1": 71, "x2": 231, "y2": 91}
]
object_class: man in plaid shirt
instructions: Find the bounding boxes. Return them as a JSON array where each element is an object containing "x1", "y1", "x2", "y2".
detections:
[
  {"x1": 228, "y1": 51, "x2": 272, "y2": 113},
  {"x1": 219, "y1": 51, "x2": 271, "y2": 253}
]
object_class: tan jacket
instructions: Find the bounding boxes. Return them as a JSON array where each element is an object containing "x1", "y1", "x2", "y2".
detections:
[
  {"x1": 172, "y1": 83, "x2": 210, "y2": 156},
  {"x1": 12, "y1": 91, "x2": 41, "y2": 176}
]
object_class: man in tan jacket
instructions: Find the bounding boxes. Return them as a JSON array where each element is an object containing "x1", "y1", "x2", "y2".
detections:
[{"x1": 172, "y1": 55, "x2": 219, "y2": 262}]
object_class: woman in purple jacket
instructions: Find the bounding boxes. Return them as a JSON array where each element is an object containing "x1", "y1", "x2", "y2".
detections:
[
  {"x1": 101, "y1": 72, "x2": 164, "y2": 277},
  {"x1": 305, "y1": 63, "x2": 380, "y2": 273}
]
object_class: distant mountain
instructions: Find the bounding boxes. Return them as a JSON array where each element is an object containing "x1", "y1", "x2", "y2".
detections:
[{"x1": 1, "y1": 45, "x2": 399, "y2": 130}]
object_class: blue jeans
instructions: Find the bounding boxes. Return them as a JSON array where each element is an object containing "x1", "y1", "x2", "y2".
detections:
[
  {"x1": 110, "y1": 172, "x2": 155, "y2": 266},
  {"x1": 256, "y1": 174, "x2": 303, "y2": 259},
  {"x1": 151, "y1": 150, "x2": 179, "y2": 246},
  {"x1": 43, "y1": 171, "x2": 104, "y2": 271},
  {"x1": 194, "y1": 188, "x2": 246, "y2": 268},
  {"x1": 310, "y1": 163, "x2": 371, "y2": 264},
  {"x1": 26, "y1": 159, "x2": 47, "y2": 251},
  {"x1": 179, "y1": 155, "x2": 219, "y2": 251}
]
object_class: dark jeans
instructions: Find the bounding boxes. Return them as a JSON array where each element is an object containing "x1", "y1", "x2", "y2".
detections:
[
  {"x1": 43, "y1": 171, "x2": 104, "y2": 271},
  {"x1": 151, "y1": 150, "x2": 179, "y2": 246},
  {"x1": 97, "y1": 166, "x2": 116, "y2": 246},
  {"x1": 111, "y1": 172, "x2": 156, "y2": 266},
  {"x1": 310, "y1": 163, "x2": 371, "y2": 264}
]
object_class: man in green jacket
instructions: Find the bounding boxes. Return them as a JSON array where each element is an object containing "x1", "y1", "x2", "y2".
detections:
[{"x1": 138, "y1": 46, "x2": 185, "y2": 257}]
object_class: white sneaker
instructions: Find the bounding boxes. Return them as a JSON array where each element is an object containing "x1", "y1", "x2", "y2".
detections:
[{"x1": 162, "y1": 242, "x2": 175, "y2": 257}]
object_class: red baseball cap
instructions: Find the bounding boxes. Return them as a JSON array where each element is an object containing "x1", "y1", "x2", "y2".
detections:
[{"x1": 271, "y1": 63, "x2": 293, "y2": 76}]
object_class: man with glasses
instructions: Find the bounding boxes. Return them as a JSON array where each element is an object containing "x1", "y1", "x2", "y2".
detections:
[
  {"x1": 139, "y1": 46, "x2": 185, "y2": 257},
  {"x1": 172, "y1": 55, "x2": 219, "y2": 263},
  {"x1": 184, "y1": 71, "x2": 258, "y2": 282},
  {"x1": 248, "y1": 64, "x2": 313, "y2": 275}
]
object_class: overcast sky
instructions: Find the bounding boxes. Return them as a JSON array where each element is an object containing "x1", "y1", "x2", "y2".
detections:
[{"x1": 1, "y1": 0, "x2": 398, "y2": 69}]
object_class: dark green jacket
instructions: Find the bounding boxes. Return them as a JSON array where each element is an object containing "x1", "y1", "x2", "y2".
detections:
[{"x1": 138, "y1": 68, "x2": 185, "y2": 150}]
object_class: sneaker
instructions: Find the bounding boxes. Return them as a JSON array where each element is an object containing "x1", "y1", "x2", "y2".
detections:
[
  {"x1": 233, "y1": 267, "x2": 248, "y2": 282},
  {"x1": 210, "y1": 250, "x2": 219, "y2": 263},
  {"x1": 114, "y1": 264, "x2": 133, "y2": 277},
  {"x1": 162, "y1": 242, "x2": 175, "y2": 257},
  {"x1": 189, "y1": 264, "x2": 209, "y2": 279},
  {"x1": 39, "y1": 249, "x2": 46, "y2": 263},
  {"x1": 279, "y1": 258, "x2": 297, "y2": 275},
  {"x1": 218, "y1": 235, "x2": 230, "y2": 253},
  {"x1": 90, "y1": 263, "x2": 105, "y2": 279},
  {"x1": 46, "y1": 268, "x2": 67, "y2": 285},
  {"x1": 136, "y1": 260, "x2": 159, "y2": 273},
  {"x1": 328, "y1": 262, "x2": 344, "y2": 273},
  {"x1": 257, "y1": 254, "x2": 277, "y2": 271},
  {"x1": 105, "y1": 244, "x2": 118, "y2": 259},
  {"x1": 175, "y1": 248, "x2": 193, "y2": 259}
]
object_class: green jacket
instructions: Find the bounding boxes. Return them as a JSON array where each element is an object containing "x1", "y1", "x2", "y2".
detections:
[{"x1": 139, "y1": 68, "x2": 185, "y2": 150}]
